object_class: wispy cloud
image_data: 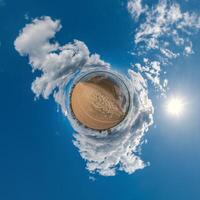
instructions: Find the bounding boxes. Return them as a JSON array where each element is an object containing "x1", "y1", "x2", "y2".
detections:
[
  {"x1": 134, "y1": 0, "x2": 200, "y2": 52},
  {"x1": 127, "y1": 0, "x2": 147, "y2": 20},
  {"x1": 128, "y1": 0, "x2": 200, "y2": 93}
]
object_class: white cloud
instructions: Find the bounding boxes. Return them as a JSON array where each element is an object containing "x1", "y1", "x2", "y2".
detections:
[
  {"x1": 89, "y1": 176, "x2": 96, "y2": 181},
  {"x1": 129, "y1": 0, "x2": 200, "y2": 93},
  {"x1": 184, "y1": 45, "x2": 193, "y2": 55},
  {"x1": 73, "y1": 69, "x2": 153, "y2": 176},
  {"x1": 160, "y1": 48, "x2": 179, "y2": 59},
  {"x1": 135, "y1": 0, "x2": 184, "y2": 48},
  {"x1": 134, "y1": 0, "x2": 200, "y2": 55},
  {"x1": 14, "y1": 16, "x2": 109, "y2": 100},
  {"x1": 127, "y1": 0, "x2": 147, "y2": 20},
  {"x1": 134, "y1": 60, "x2": 167, "y2": 93},
  {"x1": 14, "y1": 16, "x2": 153, "y2": 176},
  {"x1": 24, "y1": 13, "x2": 30, "y2": 20}
]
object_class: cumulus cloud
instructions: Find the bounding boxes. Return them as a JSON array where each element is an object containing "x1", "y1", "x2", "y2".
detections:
[
  {"x1": 14, "y1": 16, "x2": 109, "y2": 100},
  {"x1": 72, "y1": 69, "x2": 153, "y2": 176},
  {"x1": 14, "y1": 16, "x2": 153, "y2": 176},
  {"x1": 128, "y1": 0, "x2": 200, "y2": 93}
]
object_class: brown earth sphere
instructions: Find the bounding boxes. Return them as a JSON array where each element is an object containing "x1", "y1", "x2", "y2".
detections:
[{"x1": 71, "y1": 77, "x2": 125, "y2": 130}]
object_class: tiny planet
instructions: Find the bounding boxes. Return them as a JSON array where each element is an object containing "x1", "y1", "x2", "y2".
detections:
[{"x1": 70, "y1": 71, "x2": 130, "y2": 130}]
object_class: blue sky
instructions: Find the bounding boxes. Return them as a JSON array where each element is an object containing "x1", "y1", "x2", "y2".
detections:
[{"x1": 1, "y1": 0, "x2": 200, "y2": 200}]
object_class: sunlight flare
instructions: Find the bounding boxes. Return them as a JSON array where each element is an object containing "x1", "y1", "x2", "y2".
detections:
[{"x1": 166, "y1": 96, "x2": 185, "y2": 117}]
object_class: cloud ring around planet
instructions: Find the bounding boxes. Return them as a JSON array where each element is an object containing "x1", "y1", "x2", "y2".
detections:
[
  {"x1": 14, "y1": 16, "x2": 153, "y2": 176},
  {"x1": 67, "y1": 69, "x2": 131, "y2": 132},
  {"x1": 68, "y1": 68, "x2": 154, "y2": 176}
]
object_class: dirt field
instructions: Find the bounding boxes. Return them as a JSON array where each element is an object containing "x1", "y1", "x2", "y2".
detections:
[{"x1": 71, "y1": 77, "x2": 125, "y2": 130}]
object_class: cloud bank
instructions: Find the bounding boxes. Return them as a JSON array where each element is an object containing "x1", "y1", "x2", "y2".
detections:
[{"x1": 14, "y1": 16, "x2": 153, "y2": 176}]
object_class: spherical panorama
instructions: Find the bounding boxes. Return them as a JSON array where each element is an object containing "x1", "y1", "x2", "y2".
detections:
[{"x1": 70, "y1": 71, "x2": 130, "y2": 131}]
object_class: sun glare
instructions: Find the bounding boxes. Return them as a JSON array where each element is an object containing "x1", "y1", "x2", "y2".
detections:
[{"x1": 166, "y1": 96, "x2": 185, "y2": 117}]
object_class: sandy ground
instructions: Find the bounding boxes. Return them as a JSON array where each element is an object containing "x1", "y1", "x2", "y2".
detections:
[{"x1": 71, "y1": 77, "x2": 125, "y2": 130}]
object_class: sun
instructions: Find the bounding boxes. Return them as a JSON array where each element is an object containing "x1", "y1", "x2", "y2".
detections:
[{"x1": 166, "y1": 96, "x2": 185, "y2": 117}]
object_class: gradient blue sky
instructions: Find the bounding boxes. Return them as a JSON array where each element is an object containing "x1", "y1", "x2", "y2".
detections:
[{"x1": 0, "y1": 0, "x2": 200, "y2": 199}]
